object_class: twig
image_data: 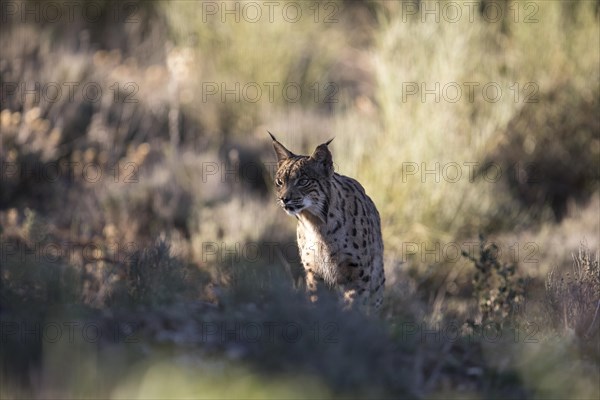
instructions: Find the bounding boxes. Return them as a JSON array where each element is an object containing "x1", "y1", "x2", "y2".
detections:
[
  {"x1": 424, "y1": 339, "x2": 453, "y2": 392},
  {"x1": 585, "y1": 299, "x2": 600, "y2": 338},
  {"x1": 275, "y1": 246, "x2": 296, "y2": 288}
]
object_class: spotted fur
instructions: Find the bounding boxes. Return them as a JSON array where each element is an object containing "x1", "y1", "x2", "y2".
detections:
[{"x1": 270, "y1": 132, "x2": 385, "y2": 313}]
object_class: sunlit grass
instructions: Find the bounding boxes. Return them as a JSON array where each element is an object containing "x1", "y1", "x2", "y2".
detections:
[
  {"x1": 332, "y1": 1, "x2": 600, "y2": 256},
  {"x1": 112, "y1": 360, "x2": 332, "y2": 400}
]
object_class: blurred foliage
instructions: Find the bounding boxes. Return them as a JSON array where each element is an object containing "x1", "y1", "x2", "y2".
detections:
[
  {"x1": 482, "y1": 86, "x2": 600, "y2": 221},
  {"x1": 463, "y1": 235, "x2": 525, "y2": 327},
  {"x1": 339, "y1": 0, "x2": 600, "y2": 247},
  {"x1": 112, "y1": 239, "x2": 203, "y2": 307}
]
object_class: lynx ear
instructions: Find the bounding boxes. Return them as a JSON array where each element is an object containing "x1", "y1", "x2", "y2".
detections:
[
  {"x1": 268, "y1": 131, "x2": 294, "y2": 165},
  {"x1": 310, "y1": 138, "x2": 334, "y2": 176}
]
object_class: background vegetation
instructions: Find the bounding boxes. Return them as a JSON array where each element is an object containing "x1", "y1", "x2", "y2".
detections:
[{"x1": 1, "y1": 1, "x2": 599, "y2": 398}]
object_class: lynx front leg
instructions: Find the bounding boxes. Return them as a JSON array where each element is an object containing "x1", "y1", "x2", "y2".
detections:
[
  {"x1": 305, "y1": 267, "x2": 319, "y2": 303},
  {"x1": 341, "y1": 285, "x2": 370, "y2": 312},
  {"x1": 338, "y1": 262, "x2": 370, "y2": 312},
  {"x1": 342, "y1": 287, "x2": 358, "y2": 308}
]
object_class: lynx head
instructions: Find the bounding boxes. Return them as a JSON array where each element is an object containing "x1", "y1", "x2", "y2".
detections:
[{"x1": 269, "y1": 132, "x2": 334, "y2": 221}]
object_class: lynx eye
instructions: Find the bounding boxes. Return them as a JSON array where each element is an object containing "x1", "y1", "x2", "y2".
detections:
[
  {"x1": 275, "y1": 178, "x2": 283, "y2": 187},
  {"x1": 297, "y1": 178, "x2": 310, "y2": 187}
]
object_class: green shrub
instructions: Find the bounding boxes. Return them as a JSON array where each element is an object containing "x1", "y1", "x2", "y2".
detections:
[{"x1": 462, "y1": 235, "x2": 525, "y2": 327}]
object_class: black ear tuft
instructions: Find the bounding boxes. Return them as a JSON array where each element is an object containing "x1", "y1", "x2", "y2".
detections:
[{"x1": 268, "y1": 131, "x2": 294, "y2": 165}]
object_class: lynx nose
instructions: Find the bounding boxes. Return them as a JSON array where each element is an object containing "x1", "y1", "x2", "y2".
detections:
[{"x1": 280, "y1": 195, "x2": 291, "y2": 204}]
